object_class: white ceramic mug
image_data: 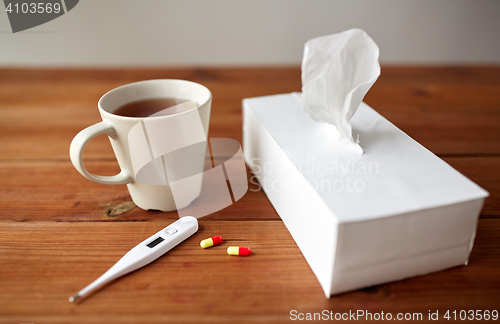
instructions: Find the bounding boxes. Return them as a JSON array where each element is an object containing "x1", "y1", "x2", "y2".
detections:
[{"x1": 70, "y1": 79, "x2": 212, "y2": 211}]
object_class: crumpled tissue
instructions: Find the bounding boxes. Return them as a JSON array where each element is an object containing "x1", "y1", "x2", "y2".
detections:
[{"x1": 301, "y1": 28, "x2": 380, "y2": 153}]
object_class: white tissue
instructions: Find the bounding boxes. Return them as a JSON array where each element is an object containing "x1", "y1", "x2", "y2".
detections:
[{"x1": 301, "y1": 29, "x2": 380, "y2": 151}]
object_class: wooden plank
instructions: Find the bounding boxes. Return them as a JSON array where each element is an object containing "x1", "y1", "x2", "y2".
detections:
[
  {"x1": 1, "y1": 67, "x2": 499, "y2": 323},
  {"x1": 0, "y1": 157, "x2": 497, "y2": 222},
  {"x1": 0, "y1": 219, "x2": 498, "y2": 324},
  {"x1": 364, "y1": 84, "x2": 500, "y2": 155},
  {"x1": 1, "y1": 67, "x2": 500, "y2": 161},
  {"x1": 0, "y1": 161, "x2": 278, "y2": 222},
  {"x1": 360, "y1": 66, "x2": 500, "y2": 155},
  {"x1": 0, "y1": 67, "x2": 300, "y2": 161},
  {"x1": 1, "y1": 66, "x2": 498, "y2": 86}
]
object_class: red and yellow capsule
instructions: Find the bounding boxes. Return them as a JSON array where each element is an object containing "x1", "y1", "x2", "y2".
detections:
[
  {"x1": 227, "y1": 246, "x2": 251, "y2": 256},
  {"x1": 200, "y1": 235, "x2": 223, "y2": 248}
]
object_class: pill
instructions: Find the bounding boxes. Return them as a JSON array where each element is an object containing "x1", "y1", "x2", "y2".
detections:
[
  {"x1": 200, "y1": 235, "x2": 223, "y2": 248},
  {"x1": 227, "y1": 246, "x2": 251, "y2": 256}
]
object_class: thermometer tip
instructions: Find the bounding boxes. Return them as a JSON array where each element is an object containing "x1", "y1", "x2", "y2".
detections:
[{"x1": 69, "y1": 294, "x2": 80, "y2": 303}]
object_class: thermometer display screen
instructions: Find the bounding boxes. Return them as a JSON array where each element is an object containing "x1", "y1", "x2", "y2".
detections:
[{"x1": 147, "y1": 237, "x2": 165, "y2": 248}]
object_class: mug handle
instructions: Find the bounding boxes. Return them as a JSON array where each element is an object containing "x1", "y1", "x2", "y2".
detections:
[{"x1": 70, "y1": 122, "x2": 133, "y2": 185}]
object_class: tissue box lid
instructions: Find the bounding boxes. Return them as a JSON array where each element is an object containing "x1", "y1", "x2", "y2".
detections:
[{"x1": 244, "y1": 93, "x2": 488, "y2": 223}]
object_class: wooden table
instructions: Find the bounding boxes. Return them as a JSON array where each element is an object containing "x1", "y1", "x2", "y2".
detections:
[{"x1": 0, "y1": 67, "x2": 499, "y2": 323}]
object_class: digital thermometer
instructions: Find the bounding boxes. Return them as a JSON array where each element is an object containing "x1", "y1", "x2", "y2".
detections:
[{"x1": 69, "y1": 216, "x2": 198, "y2": 302}]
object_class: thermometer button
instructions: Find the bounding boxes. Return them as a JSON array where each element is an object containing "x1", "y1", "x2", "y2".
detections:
[{"x1": 165, "y1": 227, "x2": 178, "y2": 235}]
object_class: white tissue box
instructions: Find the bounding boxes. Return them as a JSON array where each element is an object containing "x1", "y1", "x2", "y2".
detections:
[{"x1": 242, "y1": 93, "x2": 488, "y2": 297}]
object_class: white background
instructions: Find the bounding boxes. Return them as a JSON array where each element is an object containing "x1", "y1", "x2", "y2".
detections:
[{"x1": 1, "y1": 0, "x2": 499, "y2": 66}]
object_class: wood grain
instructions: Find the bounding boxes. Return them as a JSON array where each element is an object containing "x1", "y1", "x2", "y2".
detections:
[
  {"x1": 0, "y1": 161, "x2": 277, "y2": 222},
  {"x1": 1, "y1": 67, "x2": 500, "y2": 161},
  {"x1": 0, "y1": 158, "x2": 497, "y2": 222},
  {"x1": 0, "y1": 67, "x2": 499, "y2": 323},
  {"x1": 0, "y1": 220, "x2": 499, "y2": 324}
]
